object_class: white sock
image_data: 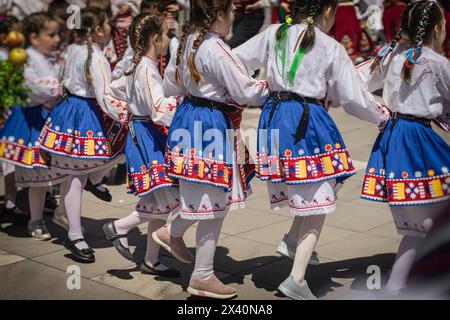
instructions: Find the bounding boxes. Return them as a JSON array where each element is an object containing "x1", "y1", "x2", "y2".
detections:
[
  {"x1": 168, "y1": 215, "x2": 197, "y2": 237},
  {"x1": 28, "y1": 187, "x2": 47, "y2": 224},
  {"x1": 145, "y1": 220, "x2": 169, "y2": 270},
  {"x1": 65, "y1": 175, "x2": 88, "y2": 250},
  {"x1": 114, "y1": 211, "x2": 149, "y2": 248},
  {"x1": 386, "y1": 235, "x2": 421, "y2": 293},
  {"x1": 290, "y1": 214, "x2": 326, "y2": 283},
  {"x1": 192, "y1": 218, "x2": 224, "y2": 279},
  {"x1": 287, "y1": 216, "x2": 304, "y2": 244}
]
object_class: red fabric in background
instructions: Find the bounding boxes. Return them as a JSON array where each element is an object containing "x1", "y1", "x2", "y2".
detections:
[
  {"x1": 383, "y1": 2, "x2": 406, "y2": 42},
  {"x1": 329, "y1": 4, "x2": 363, "y2": 59}
]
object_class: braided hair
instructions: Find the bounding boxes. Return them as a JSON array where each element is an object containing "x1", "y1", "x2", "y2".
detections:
[
  {"x1": 275, "y1": 0, "x2": 337, "y2": 84},
  {"x1": 402, "y1": 0, "x2": 443, "y2": 82},
  {"x1": 175, "y1": 0, "x2": 233, "y2": 85},
  {"x1": 369, "y1": 1, "x2": 417, "y2": 73},
  {"x1": 125, "y1": 13, "x2": 165, "y2": 76},
  {"x1": 72, "y1": 8, "x2": 108, "y2": 92}
]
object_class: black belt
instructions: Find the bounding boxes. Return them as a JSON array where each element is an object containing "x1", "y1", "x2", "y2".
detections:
[
  {"x1": 393, "y1": 112, "x2": 431, "y2": 125},
  {"x1": 268, "y1": 91, "x2": 325, "y2": 143},
  {"x1": 186, "y1": 95, "x2": 237, "y2": 113},
  {"x1": 129, "y1": 116, "x2": 150, "y2": 145}
]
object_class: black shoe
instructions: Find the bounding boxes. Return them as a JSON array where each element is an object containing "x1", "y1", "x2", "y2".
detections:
[
  {"x1": 44, "y1": 192, "x2": 58, "y2": 215},
  {"x1": 84, "y1": 179, "x2": 112, "y2": 202},
  {"x1": 2, "y1": 207, "x2": 30, "y2": 225},
  {"x1": 63, "y1": 238, "x2": 95, "y2": 263},
  {"x1": 103, "y1": 221, "x2": 133, "y2": 261},
  {"x1": 140, "y1": 261, "x2": 181, "y2": 278}
]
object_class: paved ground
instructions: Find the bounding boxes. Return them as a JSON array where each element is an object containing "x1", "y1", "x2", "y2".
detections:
[{"x1": 0, "y1": 107, "x2": 448, "y2": 300}]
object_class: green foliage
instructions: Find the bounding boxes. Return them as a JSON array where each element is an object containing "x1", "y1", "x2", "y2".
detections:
[{"x1": 0, "y1": 60, "x2": 30, "y2": 112}]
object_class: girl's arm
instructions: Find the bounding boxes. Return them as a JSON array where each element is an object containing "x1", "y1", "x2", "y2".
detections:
[
  {"x1": 89, "y1": 52, "x2": 129, "y2": 123},
  {"x1": 163, "y1": 43, "x2": 187, "y2": 97},
  {"x1": 327, "y1": 44, "x2": 390, "y2": 125},
  {"x1": 141, "y1": 65, "x2": 182, "y2": 127},
  {"x1": 207, "y1": 41, "x2": 269, "y2": 107},
  {"x1": 24, "y1": 63, "x2": 62, "y2": 107},
  {"x1": 232, "y1": 25, "x2": 275, "y2": 76}
]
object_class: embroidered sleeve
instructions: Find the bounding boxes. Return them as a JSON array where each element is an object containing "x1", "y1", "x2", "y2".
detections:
[
  {"x1": 208, "y1": 41, "x2": 269, "y2": 107},
  {"x1": 90, "y1": 54, "x2": 129, "y2": 123},
  {"x1": 24, "y1": 64, "x2": 62, "y2": 107},
  {"x1": 232, "y1": 25, "x2": 273, "y2": 76},
  {"x1": 327, "y1": 44, "x2": 389, "y2": 125},
  {"x1": 143, "y1": 65, "x2": 181, "y2": 127}
]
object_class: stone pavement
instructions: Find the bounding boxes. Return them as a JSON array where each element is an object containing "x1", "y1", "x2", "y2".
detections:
[{"x1": 0, "y1": 108, "x2": 448, "y2": 300}]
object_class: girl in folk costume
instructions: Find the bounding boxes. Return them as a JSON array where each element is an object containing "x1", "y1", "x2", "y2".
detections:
[
  {"x1": 234, "y1": 0, "x2": 389, "y2": 299},
  {"x1": 358, "y1": 0, "x2": 449, "y2": 295},
  {"x1": 103, "y1": 13, "x2": 182, "y2": 277},
  {"x1": 152, "y1": 0, "x2": 269, "y2": 299},
  {"x1": 38, "y1": 8, "x2": 128, "y2": 263},
  {"x1": 0, "y1": 13, "x2": 68, "y2": 239}
]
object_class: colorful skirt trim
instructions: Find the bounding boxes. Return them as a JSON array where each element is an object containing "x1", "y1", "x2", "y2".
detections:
[
  {"x1": 361, "y1": 118, "x2": 450, "y2": 206},
  {"x1": 256, "y1": 97, "x2": 356, "y2": 184},
  {"x1": 0, "y1": 105, "x2": 50, "y2": 168},
  {"x1": 165, "y1": 99, "x2": 254, "y2": 192},
  {"x1": 39, "y1": 95, "x2": 127, "y2": 160},
  {"x1": 125, "y1": 119, "x2": 175, "y2": 197}
]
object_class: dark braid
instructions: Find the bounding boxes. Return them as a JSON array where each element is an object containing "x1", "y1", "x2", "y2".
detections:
[
  {"x1": 176, "y1": 0, "x2": 233, "y2": 85},
  {"x1": 84, "y1": 33, "x2": 94, "y2": 89},
  {"x1": 74, "y1": 8, "x2": 108, "y2": 92},
  {"x1": 175, "y1": 28, "x2": 189, "y2": 84},
  {"x1": 369, "y1": 1, "x2": 417, "y2": 73},
  {"x1": 402, "y1": 0, "x2": 443, "y2": 82},
  {"x1": 125, "y1": 13, "x2": 165, "y2": 76},
  {"x1": 276, "y1": 0, "x2": 338, "y2": 53}
]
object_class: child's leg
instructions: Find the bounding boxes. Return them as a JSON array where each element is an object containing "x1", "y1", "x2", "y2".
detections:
[
  {"x1": 144, "y1": 219, "x2": 167, "y2": 269},
  {"x1": 65, "y1": 174, "x2": 88, "y2": 249},
  {"x1": 290, "y1": 214, "x2": 326, "y2": 283},
  {"x1": 28, "y1": 186, "x2": 47, "y2": 223},
  {"x1": 114, "y1": 211, "x2": 151, "y2": 248},
  {"x1": 88, "y1": 166, "x2": 110, "y2": 186},
  {"x1": 192, "y1": 218, "x2": 224, "y2": 279},
  {"x1": 153, "y1": 215, "x2": 196, "y2": 264},
  {"x1": 385, "y1": 235, "x2": 421, "y2": 294},
  {"x1": 287, "y1": 216, "x2": 305, "y2": 243},
  {"x1": 168, "y1": 215, "x2": 197, "y2": 237},
  {"x1": 187, "y1": 217, "x2": 237, "y2": 298}
]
